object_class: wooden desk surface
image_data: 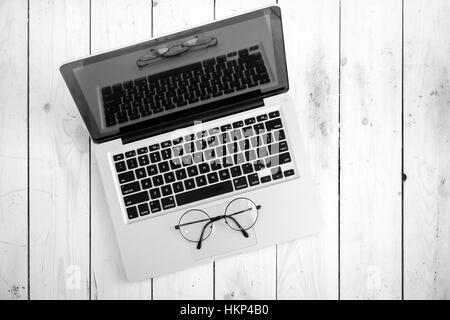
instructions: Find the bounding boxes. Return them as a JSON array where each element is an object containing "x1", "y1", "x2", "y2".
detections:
[{"x1": 1, "y1": 0, "x2": 449, "y2": 300}]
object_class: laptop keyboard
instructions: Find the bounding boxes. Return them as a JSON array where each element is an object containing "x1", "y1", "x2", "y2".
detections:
[
  {"x1": 112, "y1": 110, "x2": 295, "y2": 220},
  {"x1": 101, "y1": 45, "x2": 270, "y2": 127}
]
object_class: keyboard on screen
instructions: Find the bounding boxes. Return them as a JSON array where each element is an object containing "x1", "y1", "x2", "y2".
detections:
[
  {"x1": 101, "y1": 45, "x2": 270, "y2": 127},
  {"x1": 112, "y1": 110, "x2": 295, "y2": 221}
]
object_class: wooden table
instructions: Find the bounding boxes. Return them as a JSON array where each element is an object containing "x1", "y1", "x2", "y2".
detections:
[{"x1": 1, "y1": 0, "x2": 449, "y2": 300}]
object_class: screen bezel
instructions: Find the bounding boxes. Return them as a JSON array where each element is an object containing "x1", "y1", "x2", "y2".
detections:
[{"x1": 60, "y1": 5, "x2": 288, "y2": 143}]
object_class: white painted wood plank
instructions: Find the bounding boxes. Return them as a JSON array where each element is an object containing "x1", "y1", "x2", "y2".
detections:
[
  {"x1": 276, "y1": 0, "x2": 339, "y2": 300},
  {"x1": 0, "y1": 0, "x2": 28, "y2": 300},
  {"x1": 340, "y1": 0, "x2": 402, "y2": 299},
  {"x1": 151, "y1": 0, "x2": 215, "y2": 300},
  {"x1": 29, "y1": 0, "x2": 90, "y2": 299},
  {"x1": 90, "y1": 0, "x2": 152, "y2": 300},
  {"x1": 214, "y1": 0, "x2": 277, "y2": 300},
  {"x1": 404, "y1": 0, "x2": 450, "y2": 299}
]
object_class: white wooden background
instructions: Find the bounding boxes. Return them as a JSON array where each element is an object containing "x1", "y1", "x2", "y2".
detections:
[{"x1": 0, "y1": 0, "x2": 449, "y2": 300}]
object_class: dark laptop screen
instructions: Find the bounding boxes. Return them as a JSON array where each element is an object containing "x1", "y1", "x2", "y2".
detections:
[{"x1": 60, "y1": 6, "x2": 288, "y2": 143}]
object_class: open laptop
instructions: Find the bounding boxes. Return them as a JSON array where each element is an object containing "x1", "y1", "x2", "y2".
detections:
[{"x1": 60, "y1": 5, "x2": 322, "y2": 281}]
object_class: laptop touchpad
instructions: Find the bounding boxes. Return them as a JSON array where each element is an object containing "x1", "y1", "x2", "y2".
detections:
[{"x1": 190, "y1": 201, "x2": 257, "y2": 261}]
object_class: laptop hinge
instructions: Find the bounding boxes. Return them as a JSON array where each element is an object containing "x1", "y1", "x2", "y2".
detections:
[{"x1": 121, "y1": 94, "x2": 265, "y2": 145}]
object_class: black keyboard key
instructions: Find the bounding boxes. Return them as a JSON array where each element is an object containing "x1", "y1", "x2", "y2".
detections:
[
  {"x1": 149, "y1": 200, "x2": 161, "y2": 213},
  {"x1": 230, "y1": 166, "x2": 242, "y2": 177},
  {"x1": 138, "y1": 203, "x2": 150, "y2": 216},
  {"x1": 219, "y1": 169, "x2": 230, "y2": 181},
  {"x1": 269, "y1": 110, "x2": 280, "y2": 118},
  {"x1": 265, "y1": 118, "x2": 283, "y2": 131},
  {"x1": 244, "y1": 117, "x2": 256, "y2": 125},
  {"x1": 158, "y1": 161, "x2": 170, "y2": 173},
  {"x1": 161, "y1": 140, "x2": 172, "y2": 148},
  {"x1": 173, "y1": 181, "x2": 184, "y2": 193},
  {"x1": 115, "y1": 161, "x2": 126, "y2": 173},
  {"x1": 161, "y1": 148, "x2": 172, "y2": 160},
  {"x1": 233, "y1": 176, "x2": 248, "y2": 190},
  {"x1": 175, "y1": 168, "x2": 187, "y2": 180},
  {"x1": 176, "y1": 181, "x2": 234, "y2": 206},
  {"x1": 161, "y1": 185, "x2": 173, "y2": 196},
  {"x1": 199, "y1": 163, "x2": 210, "y2": 174},
  {"x1": 196, "y1": 175, "x2": 207, "y2": 187},
  {"x1": 220, "y1": 123, "x2": 232, "y2": 132},
  {"x1": 135, "y1": 168, "x2": 147, "y2": 179},
  {"x1": 146, "y1": 164, "x2": 158, "y2": 176},
  {"x1": 138, "y1": 154, "x2": 150, "y2": 166},
  {"x1": 125, "y1": 150, "x2": 136, "y2": 158},
  {"x1": 271, "y1": 167, "x2": 283, "y2": 180},
  {"x1": 210, "y1": 160, "x2": 222, "y2": 171},
  {"x1": 187, "y1": 165, "x2": 199, "y2": 177},
  {"x1": 274, "y1": 129, "x2": 286, "y2": 141},
  {"x1": 161, "y1": 196, "x2": 176, "y2": 210},
  {"x1": 124, "y1": 191, "x2": 149, "y2": 207},
  {"x1": 268, "y1": 141, "x2": 289, "y2": 155},
  {"x1": 118, "y1": 171, "x2": 135, "y2": 184},
  {"x1": 232, "y1": 120, "x2": 244, "y2": 128},
  {"x1": 242, "y1": 163, "x2": 254, "y2": 174},
  {"x1": 170, "y1": 158, "x2": 182, "y2": 170},
  {"x1": 164, "y1": 172, "x2": 175, "y2": 184},
  {"x1": 121, "y1": 181, "x2": 141, "y2": 195},
  {"x1": 256, "y1": 114, "x2": 268, "y2": 122},
  {"x1": 150, "y1": 152, "x2": 161, "y2": 163},
  {"x1": 149, "y1": 188, "x2": 161, "y2": 199},
  {"x1": 126, "y1": 158, "x2": 138, "y2": 169},
  {"x1": 254, "y1": 123, "x2": 266, "y2": 134},
  {"x1": 207, "y1": 172, "x2": 219, "y2": 184},
  {"x1": 184, "y1": 178, "x2": 195, "y2": 190},
  {"x1": 126, "y1": 206, "x2": 139, "y2": 219},
  {"x1": 152, "y1": 175, "x2": 164, "y2": 186},
  {"x1": 254, "y1": 160, "x2": 265, "y2": 171},
  {"x1": 113, "y1": 154, "x2": 124, "y2": 161},
  {"x1": 137, "y1": 147, "x2": 148, "y2": 154},
  {"x1": 149, "y1": 144, "x2": 160, "y2": 151},
  {"x1": 141, "y1": 178, "x2": 152, "y2": 189},
  {"x1": 261, "y1": 175, "x2": 271, "y2": 183},
  {"x1": 172, "y1": 137, "x2": 183, "y2": 145},
  {"x1": 284, "y1": 169, "x2": 295, "y2": 177},
  {"x1": 247, "y1": 173, "x2": 260, "y2": 186}
]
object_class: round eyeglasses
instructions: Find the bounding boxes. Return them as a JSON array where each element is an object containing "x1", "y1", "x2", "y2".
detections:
[
  {"x1": 174, "y1": 198, "x2": 261, "y2": 250},
  {"x1": 136, "y1": 35, "x2": 218, "y2": 68}
]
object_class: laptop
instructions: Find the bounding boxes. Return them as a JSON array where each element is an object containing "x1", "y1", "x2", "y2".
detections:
[{"x1": 60, "y1": 5, "x2": 322, "y2": 281}]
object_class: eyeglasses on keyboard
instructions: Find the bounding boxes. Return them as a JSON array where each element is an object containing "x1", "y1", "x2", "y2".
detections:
[
  {"x1": 101, "y1": 44, "x2": 270, "y2": 127},
  {"x1": 112, "y1": 110, "x2": 296, "y2": 221}
]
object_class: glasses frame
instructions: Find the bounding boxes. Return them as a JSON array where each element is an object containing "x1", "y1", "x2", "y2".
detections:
[
  {"x1": 174, "y1": 197, "x2": 261, "y2": 250},
  {"x1": 136, "y1": 35, "x2": 218, "y2": 68}
]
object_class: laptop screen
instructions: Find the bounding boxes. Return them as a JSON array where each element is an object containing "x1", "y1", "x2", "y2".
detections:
[{"x1": 60, "y1": 6, "x2": 288, "y2": 143}]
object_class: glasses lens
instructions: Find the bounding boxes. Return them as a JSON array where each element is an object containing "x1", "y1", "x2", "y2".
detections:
[
  {"x1": 183, "y1": 36, "x2": 215, "y2": 47},
  {"x1": 224, "y1": 198, "x2": 259, "y2": 231},
  {"x1": 177, "y1": 209, "x2": 212, "y2": 242}
]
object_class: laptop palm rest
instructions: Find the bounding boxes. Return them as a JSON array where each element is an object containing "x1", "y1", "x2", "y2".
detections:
[{"x1": 190, "y1": 201, "x2": 257, "y2": 261}]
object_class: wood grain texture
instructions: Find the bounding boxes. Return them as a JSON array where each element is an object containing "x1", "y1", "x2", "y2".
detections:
[
  {"x1": 29, "y1": 0, "x2": 90, "y2": 299},
  {"x1": 0, "y1": 0, "x2": 28, "y2": 300},
  {"x1": 214, "y1": 0, "x2": 277, "y2": 300},
  {"x1": 90, "y1": 0, "x2": 152, "y2": 300},
  {"x1": 340, "y1": 0, "x2": 402, "y2": 299},
  {"x1": 151, "y1": 0, "x2": 215, "y2": 300},
  {"x1": 404, "y1": 0, "x2": 450, "y2": 299},
  {"x1": 276, "y1": 0, "x2": 339, "y2": 300}
]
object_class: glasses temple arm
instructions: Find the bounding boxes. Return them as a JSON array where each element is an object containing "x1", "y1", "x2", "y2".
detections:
[
  {"x1": 175, "y1": 217, "x2": 211, "y2": 230},
  {"x1": 197, "y1": 221, "x2": 213, "y2": 250},
  {"x1": 226, "y1": 216, "x2": 249, "y2": 238}
]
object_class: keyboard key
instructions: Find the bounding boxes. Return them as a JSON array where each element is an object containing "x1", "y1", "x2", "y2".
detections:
[
  {"x1": 149, "y1": 188, "x2": 161, "y2": 199},
  {"x1": 265, "y1": 118, "x2": 282, "y2": 131},
  {"x1": 181, "y1": 155, "x2": 193, "y2": 166},
  {"x1": 150, "y1": 152, "x2": 161, "y2": 163},
  {"x1": 232, "y1": 120, "x2": 244, "y2": 128},
  {"x1": 199, "y1": 163, "x2": 210, "y2": 174},
  {"x1": 265, "y1": 152, "x2": 291, "y2": 167},
  {"x1": 172, "y1": 137, "x2": 183, "y2": 145},
  {"x1": 115, "y1": 161, "x2": 126, "y2": 172},
  {"x1": 269, "y1": 110, "x2": 280, "y2": 118},
  {"x1": 137, "y1": 147, "x2": 148, "y2": 154},
  {"x1": 118, "y1": 171, "x2": 135, "y2": 184},
  {"x1": 247, "y1": 173, "x2": 260, "y2": 186},
  {"x1": 126, "y1": 206, "x2": 139, "y2": 219},
  {"x1": 184, "y1": 178, "x2": 196, "y2": 190},
  {"x1": 124, "y1": 191, "x2": 149, "y2": 207},
  {"x1": 230, "y1": 166, "x2": 242, "y2": 177},
  {"x1": 207, "y1": 172, "x2": 219, "y2": 184},
  {"x1": 219, "y1": 169, "x2": 230, "y2": 181},
  {"x1": 256, "y1": 114, "x2": 268, "y2": 122},
  {"x1": 149, "y1": 144, "x2": 160, "y2": 151},
  {"x1": 271, "y1": 167, "x2": 283, "y2": 180},
  {"x1": 126, "y1": 158, "x2": 138, "y2": 169},
  {"x1": 164, "y1": 172, "x2": 175, "y2": 184},
  {"x1": 125, "y1": 150, "x2": 136, "y2": 158},
  {"x1": 220, "y1": 123, "x2": 232, "y2": 132},
  {"x1": 274, "y1": 129, "x2": 286, "y2": 141},
  {"x1": 135, "y1": 168, "x2": 147, "y2": 179},
  {"x1": 152, "y1": 175, "x2": 164, "y2": 186},
  {"x1": 138, "y1": 154, "x2": 150, "y2": 166},
  {"x1": 233, "y1": 176, "x2": 248, "y2": 190},
  {"x1": 210, "y1": 160, "x2": 222, "y2": 171},
  {"x1": 244, "y1": 117, "x2": 256, "y2": 125},
  {"x1": 138, "y1": 203, "x2": 150, "y2": 216},
  {"x1": 149, "y1": 200, "x2": 161, "y2": 213},
  {"x1": 284, "y1": 169, "x2": 295, "y2": 177},
  {"x1": 113, "y1": 154, "x2": 124, "y2": 161},
  {"x1": 187, "y1": 165, "x2": 199, "y2": 177},
  {"x1": 234, "y1": 152, "x2": 246, "y2": 165},
  {"x1": 170, "y1": 158, "x2": 182, "y2": 170},
  {"x1": 158, "y1": 161, "x2": 170, "y2": 173},
  {"x1": 146, "y1": 164, "x2": 158, "y2": 176},
  {"x1": 193, "y1": 152, "x2": 204, "y2": 163},
  {"x1": 161, "y1": 196, "x2": 176, "y2": 210},
  {"x1": 209, "y1": 127, "x2": 220, "y2": 135},
  {"x1": 176, "y1": 181, "x2": 234, "y2": 206},
  {"x1": 141, "y1": 178, "x2": 152, "y2": 189},
  {"x1": 196, "y1": 175, "x2": 207, "y2": 187},
  {"x1": 254, "y1": 123, "x2": 265, "y2": 134},
  {"x1": 254, "y1": 160, "x2": 265, "y2": 171},
  {"x1": 161, "y1": 185, "x2": 173, "y2": 196},
  {"x1": 161, "y1": 148, "x2": 172, "y2": 160},
  {"x1": 173, "y1": 181, "x2": 184, "y2": 193},
  {"x1": 242, "y1": 163, "x2": 253, "y2": 174},
  {"x1": 268, "y1": 141, "x2": 288, "y2": 155},
  {"x1": 161, "y1": 140, "x2": 172, "y2": 148},
  {"x1": 175, "y1": 168, "x2": 187, "y2": 180}
]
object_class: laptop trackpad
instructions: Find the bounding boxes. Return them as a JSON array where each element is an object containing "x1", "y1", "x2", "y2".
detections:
[{"x1": 190, "y1": 202, "x2": 257, "y2": 261}]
